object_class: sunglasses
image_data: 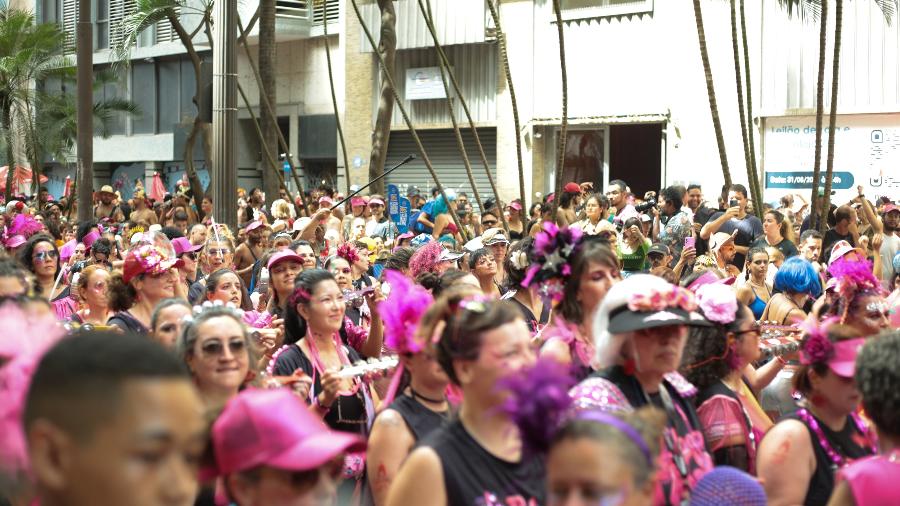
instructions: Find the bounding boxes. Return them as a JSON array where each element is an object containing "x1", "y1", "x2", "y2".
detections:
[
  {"x1": 482, "y1": 220, "x2": 498, "y2": 227},
  {"x1": 200, "y1": 338, "x2": 246, "y2": 358},
  {"x1": 33, "y1": 250, "x2": 59, "y2": 262},
  {"x1": 179, "y1": 252, "x2": 198, "y2": 261}
]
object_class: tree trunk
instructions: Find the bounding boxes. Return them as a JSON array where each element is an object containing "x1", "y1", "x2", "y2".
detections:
[
  {"x1": 168, "y1": 10, "x2": 209, "y2": 217},
  {"x1": 693, "y1": 0, "x2": 731, "y2": 189},
  {"x1": 321, "y1": 0, "x2": 351, "y2": 196},
  {"x1": 730, "y1": 0, "x2": 759, "y2": 216},
  {"x1": 552, "y1": 0, "x2": 568, "y2": 216},
  {"x1": 367, "y1": 0, "x2": 396, "y2": 196},
  {"x1": 3, "y1": 107, "x2": 14, "y2": 202},
  {"x1": 740, "y1": 0, "x2": 762, "y2": 217},
  {"x1": 259, "y1": 0, "x2": 279, "y2": 208},
  {"x1": 821, "y1": 0, "x2": 842, "y2": 233},
  {"x1": 485, "y1": 0, "x2": 526, "y2": 210},
  {"x1": 810, "y1": 0, "x2": 828, "y2": 231}
]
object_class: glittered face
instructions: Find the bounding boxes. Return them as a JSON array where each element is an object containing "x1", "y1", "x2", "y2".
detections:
[{"x1": 850, "y1": 295, "x2": 890, "y2": 336}]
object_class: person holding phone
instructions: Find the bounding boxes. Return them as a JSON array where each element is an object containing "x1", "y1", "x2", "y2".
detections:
[
  {"x1": 658, "y1": 186, "x2": 695, "y2": 267},
  {"x1": 700, "y1": 184, "x2": 763, "y2": 270}
]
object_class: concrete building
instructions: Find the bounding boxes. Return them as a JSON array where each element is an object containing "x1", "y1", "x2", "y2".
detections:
[{"x1": 40, "y1": 0, "x2": 900, "y2": 207}]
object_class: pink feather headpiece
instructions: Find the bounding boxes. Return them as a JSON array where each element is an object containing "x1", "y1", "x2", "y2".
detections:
[
  {"x1": 826, "y1": 257, "x2": 884, "y2": 323},
  {"x1": 0, "y1": 304, "x2": 66, "y2": 476},
  {"x1": 799, "y1": 315, "x2": 839, "y2": 366},
  {"x1": 522, "y1": 221, "x2": 584, "y2": 303},
  {"x1": 4, "y1": 213, "x2": 43, "y2": 248},
  {"x1": 378, "y1": 270, "x2": 433, "y2": 354},
  {"x1": 408, "y1": 240, "x2": 443, "y2": 279}
]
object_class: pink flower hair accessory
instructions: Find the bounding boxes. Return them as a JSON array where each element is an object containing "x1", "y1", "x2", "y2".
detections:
[
  {"x1": 799, "y1": 316, "x2": 839, "y2": 366},
  {"x1": 336, "y1": 242, "x2": 361, "y2": 264},
  {"x1": 694, "y1": 283, "x2": 739, "y2": 325},
  {"x1": 627, "y1": 285, "x2": 698, "y2": 313}
]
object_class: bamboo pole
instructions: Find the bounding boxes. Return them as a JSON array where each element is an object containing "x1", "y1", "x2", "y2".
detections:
[
  {"x1": 551, "y1": 0, "x2": 568, "y2": 216},
  {"x1": 417, "y1": 0, "x2": 509, "y2": 235},
  {"x1": 236, "y1": 17, "x2": 310, "y2": 216},
  {"x1": 348, "y1": 0, "x2": 468, "y2": 241}
]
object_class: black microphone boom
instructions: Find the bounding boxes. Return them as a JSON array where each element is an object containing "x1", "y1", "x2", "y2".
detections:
[{"x1": 330, "y1": 154, "x2": 416, "y2": 210}]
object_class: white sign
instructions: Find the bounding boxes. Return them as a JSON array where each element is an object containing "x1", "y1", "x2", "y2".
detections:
[
  {"x1": 762, "y1": 114, "x2": 900, "y2": 204},
  {"x1": 405, "y1": 67, "x2": 449, "y2": 100}
]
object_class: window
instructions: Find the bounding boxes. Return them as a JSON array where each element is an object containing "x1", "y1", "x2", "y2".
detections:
[
  {"x1": 560, "y1": 0, "x2": 653, "y2": 21},
  {"x1": 131, "y1": 62, "x2": 157, "y2": 134},
  {"x1": 40, "y1": 0, "x2": 61, "y2": 24},
  {"x1": 312, "y1": 0, "x2": 338, "y2": 25},
  {"x1": 95, "y1": 0, "x2": 109, "y2": 49}
]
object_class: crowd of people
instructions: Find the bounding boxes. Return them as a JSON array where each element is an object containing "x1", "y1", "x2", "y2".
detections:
[{"x1": 1, "y1": 177, "x2": 899, "y2": 506}]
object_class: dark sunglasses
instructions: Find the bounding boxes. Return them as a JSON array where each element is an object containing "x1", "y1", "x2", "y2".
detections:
[
  {"x1": 33, "y1": 250, "x2": 59, "y2": 262},
  {"x1": 200, "y1": 339, "x2": 246, "y2": 358},
  {"x1": 482, "y1": 220, "x2": 498, "y2": 227},
  {"x1": 179, "y1": 251, "x2": 198, "y2": 261}
]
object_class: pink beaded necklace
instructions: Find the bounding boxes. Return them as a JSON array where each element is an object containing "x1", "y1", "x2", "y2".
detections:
[{"x1": 797, "y1": 408, "x2": 878, "y2": 471}]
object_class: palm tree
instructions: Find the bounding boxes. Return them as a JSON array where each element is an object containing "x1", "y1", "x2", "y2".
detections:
[
  {"x1": 115, "y1": 0, "x2": 214, "y2": 217},
  {"x1": 318, "y1": 0, "x2": 351, "y2": 195},
  {"x1": 27, "y1": 69, "x2": 140, "y2": 195},
  {"x1": 366, "y1": 0, "x2": 396, "y2": 196},
  {"x1": 739, "y1": 0, "x2": 763, "y2": 217},
  {"x1": 729, "y1": 0, "x2": 761, "y2": 216},
  {"x1": 485, "y1": 0, "x2": 526, "y2": 209},
  {"x1": 0, "y1": 9, "x2": 69, "y2": 201},
  {"x1": 258, "y1": 0, "x2": 279, "y2": 205},
  {"x1": 692, "y1": 0, "x2": 732, "y2": 190},
  {"x1": 551, "y1": 0, "x2": 568, "y2": 216}
]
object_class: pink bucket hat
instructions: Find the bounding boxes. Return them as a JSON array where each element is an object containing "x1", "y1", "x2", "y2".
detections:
[
  {"x1": 827, "y1": 338, "x2": 865, "y2": 378},
  {"x1": 122, "y1": 244, "x2": 182, "y2": 283},
  {"x1": 207, "y1": 388, "x2": 365, "y2": 477}
]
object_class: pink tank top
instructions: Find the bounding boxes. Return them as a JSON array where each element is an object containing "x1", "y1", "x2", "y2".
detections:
[{"x1": 839, "y1": 454, "x2": 900, "y2": 506}]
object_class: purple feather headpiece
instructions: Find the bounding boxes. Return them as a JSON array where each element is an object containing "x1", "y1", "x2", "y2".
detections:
[
  {"x1": 3, "y1": 213, "x2": 43, "y2": 248},
  {"x1": 521, "y1": 221, "x2": 583, "y2": 303},
  {"x1": 827, "y1": 257, "x2": 883, "y2": 300},
  {"x1": 378, "y1": 270, "x2": 434, "y2": 354},
  {"x1": 499, "y1": 358, "x2": 576, "y2": 454}
]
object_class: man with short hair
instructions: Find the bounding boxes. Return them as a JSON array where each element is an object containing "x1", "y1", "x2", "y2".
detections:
[
  {"x1": 657, "y1": 185, "x2": 693, "y2": 266},
  {"x1": 24, "y1": 332, "x2": 206, "y2": 506},
  {"x1": 234, "y1": 221, "x2": 266, "y2": 287},
  {"x1": 189, "y1": 223, "x2": 208, "y2": 246},
  {"x1": 0, "y1": 257, "x2": 29, "y2": 298},
  {"x1": 822, "y1": 204, "x2": 859, "y2": 259},
  {"x1": 291, "y1": 240, "x2": 318, "y2": 270},
  {"x1": 700, "y1": 184, "x2": 763, "y2": 269},
  {"x1": 799, "y1": 229, "x2": 824, "y2": 267},
  {"x1": 128, "y1": 190, "x2": 158, "y2": 226},
  {"x1": 605, "y1": 179, "x2": 638, "y2": 222},
  {"x1": 173, "y1": 210, "x2": 189, "y2": 235}
]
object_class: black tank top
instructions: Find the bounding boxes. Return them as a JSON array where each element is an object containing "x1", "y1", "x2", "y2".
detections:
[
  {"x1": 782, "y1": 411, "x2": 874, "y2": 506},
  {"x1": 388, "y1": 393, "x2": 447, "y2": 441},
  {"x1": 423, "y1": 419, "x2": 545, "y2": 505}
]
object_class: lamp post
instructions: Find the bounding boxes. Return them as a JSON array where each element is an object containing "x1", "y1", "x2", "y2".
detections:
[
  {"x1": 211, "y1": 0, "x2": 238, "y2": 230},
  {"x1": 76, "y1": 0, "x2": 93, "y2": 222}
]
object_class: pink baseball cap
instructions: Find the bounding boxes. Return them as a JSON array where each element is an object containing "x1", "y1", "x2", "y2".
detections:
[
  {"x1": 207, "y1": 388, "x2": 365, "y2": 477},
  {"x1": 368, "y1": 197, "x2": 385, "y2": 207},
  {"x1": 883, "y1": 204, "x2": 900, "y2": 215},
  {"x1": 267, "y1": 250, "x2": 303, "y2": 270},
  {"x1": 507, "y1": 201, "x2": 523, "y2": 211},
  {"x1": 171, "y1": 237, "x2": 203, "y2": 256},
  {"x1": 350, "y1": 197, "x2": 367, "y2": 207},
  {"x1": 318, "y1": 196, "x2": 333, "y2": 207},
  {"x1": 827, "y1": 338, "x2": 865, "y2": 378}
]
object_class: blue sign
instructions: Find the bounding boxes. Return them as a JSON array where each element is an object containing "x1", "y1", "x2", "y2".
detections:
[
  {"x1": 398, "y1": 196, "x2": 410, "y2": 234},
  {"x1": 387, "y1": 184, "x2": 401, "y2": 221},
  {"x1": 765, "y1": 171, "x2": 855, "y2": 190},
  {"x1": 283, "y1": 160, "x2": 291, "y2": 172}
]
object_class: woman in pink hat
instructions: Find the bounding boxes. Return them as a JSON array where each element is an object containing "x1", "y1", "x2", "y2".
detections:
[
  {"x1": 342, "y1": 197, "x2": 368, "y2": 242},
  {"x1": 505, "y1": 199, "x2": 525, "y2": 240},
  {"x1": 108, "y1": 244, "x2": 181, "y2": 333},
  {"x1": 757, "y1": 323, "x2": 875, "y2": 505}
]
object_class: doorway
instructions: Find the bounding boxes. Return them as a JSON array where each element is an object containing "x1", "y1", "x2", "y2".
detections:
[{"x1": 608, "y1": 123, "x2": 663, "y2": 196}]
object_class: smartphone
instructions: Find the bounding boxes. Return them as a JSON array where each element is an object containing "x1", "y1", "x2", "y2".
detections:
[
  {"x1": 684, "y1": 237, "x2": 695, "y2": 250},
  {"x1": 729, "y1": 199, "x2": 739, "y2": 208}
]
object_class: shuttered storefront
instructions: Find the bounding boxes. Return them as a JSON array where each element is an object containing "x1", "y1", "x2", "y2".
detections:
[{"x1": 384, "y1": 128, "x2": 497, "y2": 210}]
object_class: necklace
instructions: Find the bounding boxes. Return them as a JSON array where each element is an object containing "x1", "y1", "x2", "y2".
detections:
[
  {"x1": 304, "y1": 331, "x2": 361, "y2": 396},
  {"x1": 796, "y1": 408, "x2": 878, "y2": 471},
  {"x1": 410, "y1": 387, "x2": 445, "y2": 404}
]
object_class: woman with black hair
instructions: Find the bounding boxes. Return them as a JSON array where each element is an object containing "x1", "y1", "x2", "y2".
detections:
[
  {"x1": 501, "y1": 238, "x2": 549, "y2": 335},
  {"x1": 271, "y1": 269, "x2": 382, "y2": 500},
  {"x1": 757, "y1": 325, "x2": 876, "y2": 505},
  {"x1": 681, "y1": 294, "x2": 772, "y2": 474},
  {"x1": 18, "y1": 234, "x2": 63, "y2": 301},
  {"x1": 468, "y1": 248, "x2": 502, "y2": 298},
  {"x1": 540, "y1": 240, "x2": 621, "y2": 381},
  {"x1": 617, "y1": 216, "x2": 651, "y2": 275},
  {"x1": 829, "y1": 331, "x2": 900, "y2": 506},
  {"x1": 386, "y1": 296, "x2": 542, "y2": 506}
]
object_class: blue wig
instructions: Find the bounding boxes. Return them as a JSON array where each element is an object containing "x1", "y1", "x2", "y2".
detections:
[
  {"x1": 774, "y1": 256, "x2": 822, "y2": 297},
  {"x1": 431, "y1": 189, "x2": 456, "y2": 216}
]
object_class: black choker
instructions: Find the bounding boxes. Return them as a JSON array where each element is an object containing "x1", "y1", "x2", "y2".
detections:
[{"x1": 411, "y1": 388, "x2": 445, "y2": 404}]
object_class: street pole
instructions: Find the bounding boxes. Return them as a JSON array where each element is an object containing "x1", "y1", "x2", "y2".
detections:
[
  {"x1": 211, "y1": 0, "x2": 238, "y2": 231},
  {"x1": 76, "y1": 0, "x2": 93, "y2": 223}
]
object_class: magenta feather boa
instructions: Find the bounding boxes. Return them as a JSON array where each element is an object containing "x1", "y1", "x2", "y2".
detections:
[{"x1": 378, "y1": 270, "x2": 433, "y2": 354}]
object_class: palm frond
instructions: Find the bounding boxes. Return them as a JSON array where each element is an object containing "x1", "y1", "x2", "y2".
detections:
[
  {"x1": 873, "y1": 0, "x2": 898, "y2": 25},
  {"x1": 777, "y1": 0, "x2": 822, "y2": 21},
  {"x1": 112, "y1": 0, "x2": 186, "y2": 65}
]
